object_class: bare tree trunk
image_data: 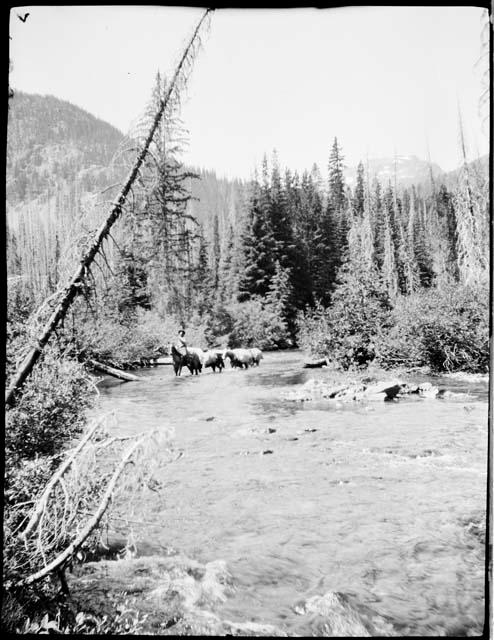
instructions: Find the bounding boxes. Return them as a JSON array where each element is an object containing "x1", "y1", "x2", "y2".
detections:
[{"x1": 5, "y1": 8, "x2": 212, "y2": 407}]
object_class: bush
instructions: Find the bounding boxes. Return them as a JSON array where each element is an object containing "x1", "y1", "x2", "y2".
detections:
[
  {"x1": 71, "y1": 306, "x2": 212, "y2": 365},
  {"x1": 297, "y1": 263, "x2": 393, "y2": 369},
  {"x1": 227, "y1": 297, "x2": 292, "y2": 349},
  {"x1": 6, "y1": 347, "x2": 95, "y2": 463},
  {"x1": 378, "y1": 284, "x2": 489, "y2": 372}
]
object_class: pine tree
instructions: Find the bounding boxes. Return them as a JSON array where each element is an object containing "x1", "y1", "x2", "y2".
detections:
[
  {"x1": 361, "y1": 172, "x2": 375, "y2": 270},
  {"x1": 211, "y1": 212, "x2": 221, "y2": 292},
  {"x1": 282, "y1": 169, "x2": 314, "y2": 310},
  {"x1": 194, "y1": 224, "x2": 214, "y2": 315},
  {"x1": 353, "y1": 161, "x2": 365, "y2": 218},
  {"x1": 398, "y1": 187, "x2": 420, "y2": 295},
  {"x1": 126, "y1": 71, "x2": 200, "y2": 316},
  {"x1": 237, "y1": 173, "x2": 276, "y2": 301},
  {"x1": 436, "y1": 184, "x2": 459, "y2": 281},
  {"x1": 381, "y1": 208, "x2": 399, "y2": 299},
  {"x1": 328, "y1": 137, "x2": 346, "y2": 214},
  {"x1": 412, "y1": 189, "x2": 434, "y2": 287},
  {"x1": 326, "y1": 138, "x2": 350, "y2": 289},
  {"x1": 263, "y1": 260, "x2": 292, "y2": 347},
  {"x1": 269, "y1": 150, "x2": 293, "y2": 268},
  {"x1": 371, "y1": 177, "x2": 384, "y2": 270}
]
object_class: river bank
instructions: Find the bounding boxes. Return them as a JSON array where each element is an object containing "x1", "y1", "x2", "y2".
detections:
[{"x1": 72, "y1": 351, "x2": 488, "y2": 635}]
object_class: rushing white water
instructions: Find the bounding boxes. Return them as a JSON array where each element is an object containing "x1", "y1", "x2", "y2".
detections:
[{"x1": 94, "y1": 351, "x2": 488, "y2": 636}]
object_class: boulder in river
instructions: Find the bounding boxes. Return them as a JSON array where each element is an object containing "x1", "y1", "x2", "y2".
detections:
[{"x1": 284, "y1": 377, "x2": 448, "y2": 404}]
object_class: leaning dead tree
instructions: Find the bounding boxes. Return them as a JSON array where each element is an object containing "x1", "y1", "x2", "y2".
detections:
[{"x1": 5, "y1": 8, "x2": 213, "y2": 407}]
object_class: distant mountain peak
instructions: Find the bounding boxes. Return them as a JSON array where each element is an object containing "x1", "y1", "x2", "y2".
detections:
[{"x1": 344, "y1": 155, "x2": 443, "y2": 188}]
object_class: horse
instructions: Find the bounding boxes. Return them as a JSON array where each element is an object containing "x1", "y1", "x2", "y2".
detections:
[
  {"x1": 202, "y1": 350, "x2": 224, "y2": 372},
  {"x1": 224, "y1": 348, "x2": 254, "y2": 369},
  {"x1": 186, "y1": 347, "x2": 206, "y2": 365},
  {"x1": 171, "y1": 345, "x2": 184, "y2": 376},
  {"x1": 249, "y1": 348, "x2": 263, "y2": 366},
  {"x1": 182, "y1": 351, "x2": 202, "y2": 375}
]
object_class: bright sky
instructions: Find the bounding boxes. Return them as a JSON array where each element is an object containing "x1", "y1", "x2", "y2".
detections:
[{"x1": 9, "y1": 5, "x2": 490, "y2": 180}]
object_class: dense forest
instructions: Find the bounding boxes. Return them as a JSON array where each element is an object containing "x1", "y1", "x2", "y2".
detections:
[{"x1": 7, "y1": 89, "x2": 489, "y2": 373}]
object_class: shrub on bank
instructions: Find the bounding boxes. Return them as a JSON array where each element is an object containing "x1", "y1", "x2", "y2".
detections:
[
  {"x1": 6, "y1": 347, "x2": 94, "y2": 463},
  {"x1": 377, "y1": 284, "x2": 489, "y2": 372},
  {"x1": 71, "y1": 307, "x2": 210, "y2": 366},
  {"x1": 298, "y1": 281, "x2": 489, "y2": 374},
  {"x1": 297, "y1": 263, "x2": 393, "y2": 369},
  {"x1": 227, "y1": 297, "x2": 292, "y2": 349},
  {"x1": 4, "y1": 342, "x2": 98, "y2": 630}
]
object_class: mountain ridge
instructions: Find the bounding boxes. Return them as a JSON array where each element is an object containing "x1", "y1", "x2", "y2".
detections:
[{"x1": 7, "y1": 91, "x2": 488, "y2": 211}]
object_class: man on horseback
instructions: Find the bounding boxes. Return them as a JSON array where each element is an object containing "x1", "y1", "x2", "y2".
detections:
[
  {"x1": 171, "y1": 329, "x2": 187, "y2": 376},
  {"x1": 175, "y1": 329, "x2": 187, "y2": 355}
]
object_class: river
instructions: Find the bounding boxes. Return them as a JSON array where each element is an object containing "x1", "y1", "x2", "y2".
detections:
[{"x1": 93, "y1": 350, "x2": 488, "y2": 636}]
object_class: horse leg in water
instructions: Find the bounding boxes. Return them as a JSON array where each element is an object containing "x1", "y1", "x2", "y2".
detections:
[{"x1": 171, "y1": 347, "x2": 183, "y2": 376}]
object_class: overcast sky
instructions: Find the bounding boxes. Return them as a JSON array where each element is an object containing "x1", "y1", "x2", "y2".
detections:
[{"x1": 9, "y1": 5, "x2": 489, "y2": 180}]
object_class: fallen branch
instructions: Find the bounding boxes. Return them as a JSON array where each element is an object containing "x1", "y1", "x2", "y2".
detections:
[
  {"x1": 22, "y1": 419, "x2": 104, "y2": 540},
  {"x1": 10, "y1": 435, "x2": 148, "y2": 589}
]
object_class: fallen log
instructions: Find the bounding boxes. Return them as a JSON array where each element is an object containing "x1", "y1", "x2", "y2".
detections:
[
  {"x1": 303, "y1": 357, "x2": 329, "y2": 369},
  {"x1": 88, "y1": 360, "x2": 141, "y2": 382}
]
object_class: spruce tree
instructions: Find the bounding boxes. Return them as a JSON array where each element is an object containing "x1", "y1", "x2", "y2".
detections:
[
  {"x1": 353, "y1": 161, "x2": 365, "y2": 218},
  {"x1": 237, "y1": 173, "x2": 275, "y2": 301},
  {"x1": 326, "y1": 138, "x2": 350, "y2": 291},
  {"x1": 211, "y1": 212, "x2": 221, "y2": 292}
]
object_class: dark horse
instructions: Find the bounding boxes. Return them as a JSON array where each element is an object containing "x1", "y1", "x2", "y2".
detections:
[
  {"x1": 171, "y1": 346, "x2": 202, "y2": 376},
  {"x1": 171, "y1": 345, "x2": 184, "y2": 376},
  {"x1": 183, "y1": 351, "x2": 202, "y2": 375}
]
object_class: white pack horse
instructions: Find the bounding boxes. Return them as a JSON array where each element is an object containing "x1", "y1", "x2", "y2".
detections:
[{"x1": 224, "y1": 348, "x2": 254, "y2": 369}]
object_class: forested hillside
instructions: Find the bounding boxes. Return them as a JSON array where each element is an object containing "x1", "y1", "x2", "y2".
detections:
[
  {"x1": 6, "y1": 92, "x2": 245, "y2": 308},
  {"x1": 7, "y1": 92, "x2": 124, "y2": 203}
]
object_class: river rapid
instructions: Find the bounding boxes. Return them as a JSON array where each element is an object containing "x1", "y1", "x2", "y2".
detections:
[{"x1": 93, "y1": 350, "x2": 488, "y2": 636}]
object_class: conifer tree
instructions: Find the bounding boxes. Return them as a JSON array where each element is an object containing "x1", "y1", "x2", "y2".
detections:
[
  {"x1": 381, "y1": 209, "x2": 399, "y2": 299},
  {"x1": 371, "y1": 177, "x2": 384, "y2": 270},
  {"x1": 328, "y1": 137, "x2": 346, "y2": 214},
  {"x1": 435, "y1": 184, "x2": 459, "y2": 281},
  {"x1": 326, "y1": 138, "x2": 350, "y2": 290},
  {"x1": 237, "y1": 174, "x2": 275, "y2": 301},
  {"x1": 194, "y1": 225, "x2": 214, "y2": 315},
  {"x1": 211, "y1": 212, "x2": 221, "y2": 292},
  {"x1": 360, "y1": 172, "x2": 375, "y2": 270},
  {"x1": 411, "y1": 189, "x2": 434, "y2": 287},
  {"x1": 398, "y1": 187, "x2": 420, "y2": 295},
  {"x1": 353, "y1": 161, "x2": 365, "y2": 218}
]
